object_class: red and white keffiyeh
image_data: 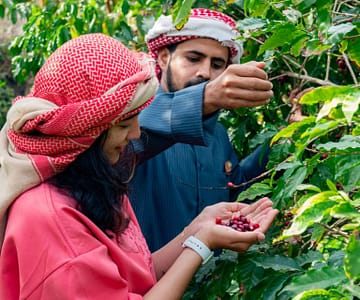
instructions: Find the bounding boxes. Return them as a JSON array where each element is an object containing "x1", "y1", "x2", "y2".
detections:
[
  {"x1": 146, "y1": 8, "x2": 243, "y2": 71},
  {"x1": 0, "y1": 33, "x2": 159, "y2": 248}
]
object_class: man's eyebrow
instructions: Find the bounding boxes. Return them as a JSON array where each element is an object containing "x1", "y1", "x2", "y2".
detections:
[{"x1": 186, "y1": 50, "x2": 227, "y2": 64}]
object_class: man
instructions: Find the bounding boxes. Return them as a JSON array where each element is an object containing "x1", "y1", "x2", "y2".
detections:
[{"x1": 130, "y1": 8, "x2": 274, "y2": 252}]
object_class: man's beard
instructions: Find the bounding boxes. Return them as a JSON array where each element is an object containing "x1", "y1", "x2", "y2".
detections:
[{"x1": 166, "y1": 65, "x2": 207, "y2": 92}]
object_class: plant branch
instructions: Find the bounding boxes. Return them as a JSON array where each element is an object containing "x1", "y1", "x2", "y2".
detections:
[
  {"x1": 281, "y1": 71, "x2": 338, "y2": 86},
  {"x1": 325, "y1": 51, "x2": 331, "y2": 81},
  {"x1": 230, "y1": 168, "x2": 274, "y2": 189},
  {"x1": 323, "y1": 224, "x2": 349, "y2": 239},
  {"x1": 342, "y1": 52, "x2": 359, "y2": 85}
]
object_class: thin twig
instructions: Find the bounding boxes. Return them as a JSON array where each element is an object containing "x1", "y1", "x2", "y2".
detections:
[
  {"x1": 230, "y1": 168, "x2": 274, "y2": 188},
  {"x1": 342, "y1": 52, "x2": 359, "y2": 85},
  {"x1": 323, "y1": 224, "x2": 349, "y2": 239},
  {"x1": 282, "y1": 71, "x2": 337, "y2": 86},
  {"x1": 325, "y1": 51, "x2": 331, "y2": 81}
]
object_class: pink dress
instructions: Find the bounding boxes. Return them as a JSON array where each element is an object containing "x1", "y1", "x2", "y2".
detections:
[{"x1": 0, "y1": 183, "x2": 156, "y2": 299}]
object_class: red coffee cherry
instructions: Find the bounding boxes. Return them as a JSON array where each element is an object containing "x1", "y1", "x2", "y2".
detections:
[{"x1": 215, "y1": 215, "x2": 260, "y2": 232}]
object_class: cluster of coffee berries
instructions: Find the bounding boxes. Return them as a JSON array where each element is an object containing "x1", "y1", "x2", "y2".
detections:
[
  {"x1": 215, "y1": 215, "x2": 260, "y2": 232},
  {"x1": 337, "y1": 58, "x2": 346, "y2": 73},
  {"x1": 282, "y1": 211, "x2": 293, "y2": 229}
]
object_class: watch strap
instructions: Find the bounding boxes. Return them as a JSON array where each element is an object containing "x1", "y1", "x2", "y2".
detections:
[{"x1": 182, "y1": 235, "x2": 213, "y2": 264}]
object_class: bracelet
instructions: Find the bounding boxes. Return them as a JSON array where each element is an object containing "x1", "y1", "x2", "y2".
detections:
[{"x1": 182, "y1": 236, "x2": 213, "y2": 265}]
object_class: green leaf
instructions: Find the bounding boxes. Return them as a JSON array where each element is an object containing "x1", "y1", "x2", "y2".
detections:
[
  {"x1": 0, "y1": 5, "x2": 4, "y2": 18},
  {"x1": 331, "y1": 201, "x2": 360, "y2": 219},
  {"x1": 260, "y1": 273, "x2": 290, "y2": 300},
  {"x1": 341, "y1": 92, "x2": 360, "y2": 125},
  {"x1": 296, "y1": 184, "x2": 321, "y2": 193},
  {"x1": 326, "y1": 179, "x2": 337, "y2": 191},
  {"x1": 327, "y1": 23, "x2": 356, "y2": 44},
  {"x1": 304, "y1": 39, "x2": 332, "y2": 56},
  {"x1": 353, "y1": 124, "x2": 360, "y2": 136},
  {"x1": 271, "y1": 165, "x2": 307, "y2": 208},
  {"x1": 276, "y1": 165, "x2": 307, "y2": 201},
  {"x1": 300, "y1": 86, "x2": 360, "y2": 124},
  {"x1": 344, "y1": 284, "x2": 360, "y2": 298},
  {"x1": 300, "y1": 86, "x2": 355, "y2": 104},
  {"x1": 10, "y1": 6, "x2": 16, "y2": 24},
  {"x1": 280, "y1": 266, "x2": 347, "y2": 297},
  {"x1": 317, "y1": 135, "x2": 360, "y2": 151},
  {"x1": 237, "y1": 17, "x2": 267, "y2": 32},
  {"x1": 292, "y1": 289, "x2": 331, "y2": 300},
  {"x1": 282, "y1": 8, "x2": 302, "y2": 24},
  {"x1": 333, "y1": 154, "x2": 360, "y2": 192},
  {"x1": 341, "y1": 223, "x2": 360, "y2": 231},
  {"x1": 327, "y1": 250, "x2": 345, "y2": 268},
  {"x1": 344, "y1": 233, "x2": 360, "y2": 282},
  {"x1": 139, "y1": 15, "x2": 156, "y2": 35},
  {"x1": 258, "y1": 23, "x2": 308, "y2": 55},
  {"x1": 295, "y1": 191, "x2": 341, "y2": 217},
  {"x1": 318, "y1": 95, "x2": 359, "y2": 125},
  {"x1": 121, "y1": 0, "x2": 130, "y2": 15},
  {"x1": 297, "y1": 120, "x2": 340, "y2": 149},
  {"x1": 296, "y1": 0, "x2": 317, "y2": 11},
  {"x1": 316, "y1": 0, "x2": 332, "y2": 31},
  {"x1": 291, "y1": 35, "x2": 309, "y2": 56},
  {"x1": 172, "y1": 0, "x2": 193, "y2": 30},
  {"x1": 346, "y1": 37, "x2": 360, "y2": 68},
  {"x1": 270, "y1": 116, "x2": 315, "y2": 145},
  {"x1": 267, "y1": 142, "x2": 292, "y2": 169},
  {"x1": 294, "y1": 251, "x2": 323, "y2": 267},
  {"x1": 237, "y1": 183, "x2": 272, "y2": 201},
  {"x1": 243, "y1": 0, "x2": 270, "y2": 17},
  {"x1": 251, "y1": 254, "x2": 302, "y2": 271},
  {"x1": 283, "y1": 191, "x2": 341, "y2": 237}
]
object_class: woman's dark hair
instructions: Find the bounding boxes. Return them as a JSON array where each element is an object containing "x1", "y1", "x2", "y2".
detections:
[{"x1": 49, "y1": 131, "x2": 136, "y2": 236}]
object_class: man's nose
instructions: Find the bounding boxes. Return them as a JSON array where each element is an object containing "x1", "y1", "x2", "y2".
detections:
[{"x1": 195, "y1": 61, "x2": 211, "y2": 79}]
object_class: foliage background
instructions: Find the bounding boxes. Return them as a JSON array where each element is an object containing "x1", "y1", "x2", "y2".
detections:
[{"x1": 0, "y1": 0, "x2": 359, "y2": 299}]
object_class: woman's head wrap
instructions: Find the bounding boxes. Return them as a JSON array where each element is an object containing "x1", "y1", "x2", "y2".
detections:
[
  {"x1": 0, "y1": 33, "x2": 159, "y2": 248},
  {"x1": 145, "y1": 8, "x2": 243, "y2": 75}
]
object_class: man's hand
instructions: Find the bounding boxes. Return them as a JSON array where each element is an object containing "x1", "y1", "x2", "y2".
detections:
[
  {"x1": 286, "y1": 87, "x2": 313, "y2": 123},
  {"x1": 203, "y1": 61, "x2": 273, "y2": 115}
]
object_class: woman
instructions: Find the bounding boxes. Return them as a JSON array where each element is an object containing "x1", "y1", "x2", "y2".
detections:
[{"x1": 0, "y1": 34, "x2": 278, "y2": 299}]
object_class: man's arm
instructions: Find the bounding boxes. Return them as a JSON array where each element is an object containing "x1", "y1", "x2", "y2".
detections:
[{"x1": 132, "y1": 83, "x2": 218, "y2": 162}]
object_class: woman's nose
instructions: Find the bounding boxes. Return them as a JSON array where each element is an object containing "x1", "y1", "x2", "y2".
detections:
[{"x1": 127, "y1": 117, "x2": 141, "y2": 140}]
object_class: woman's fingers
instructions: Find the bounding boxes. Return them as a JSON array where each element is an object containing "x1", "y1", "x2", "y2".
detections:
[
  {"x1": 212, "y1": 226, "x2": 255, "y2": 243},
  {"x1": 239, "y1": 197, "x2": 273, "y2": 216}
]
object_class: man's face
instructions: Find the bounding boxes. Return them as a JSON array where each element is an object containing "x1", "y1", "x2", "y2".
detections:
[{"x1": 158, "y1": 38, "x2": 230, "y2": 92}]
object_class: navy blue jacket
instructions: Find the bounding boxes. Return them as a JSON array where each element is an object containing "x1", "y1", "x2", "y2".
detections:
[{"x1": 130, "y1": 83, "x2": 268, "y2": 252}]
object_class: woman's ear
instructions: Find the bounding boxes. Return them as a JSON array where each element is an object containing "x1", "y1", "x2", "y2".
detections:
[{"x1": 157, "y1": 47, "x2": 171, "y2": 71}]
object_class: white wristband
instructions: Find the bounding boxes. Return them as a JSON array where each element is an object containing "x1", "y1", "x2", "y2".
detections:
[{"x1": 182, "y1": 236, "x2": 213, "y2": 264}]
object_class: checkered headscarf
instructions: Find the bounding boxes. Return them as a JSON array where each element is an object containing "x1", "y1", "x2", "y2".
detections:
[
  {"x1": 146, "y1": 8, "x2": 243, "y2": 74},
  {"x1": 0, "y1": 33, "x2": 159, "y2": 248}
]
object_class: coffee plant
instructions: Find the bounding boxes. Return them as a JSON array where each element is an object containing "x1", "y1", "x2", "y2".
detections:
[
  {"x1": 0, "y1": 47, "x2": 15, "y2": 126},
  {"x1": 1, "y1": 0, "x2": 359, "y2": 299}
]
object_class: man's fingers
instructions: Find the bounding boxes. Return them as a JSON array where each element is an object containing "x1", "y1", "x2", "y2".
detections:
[
  {"x1": 242, "y1": 61, "x2": 266, "y2": 70},
  {"x1": 228, "y1": 63, "x2": 268, "y2": 80},
  {"x1": 224, "y1": 76, "x2": 273, "y2": 92}
]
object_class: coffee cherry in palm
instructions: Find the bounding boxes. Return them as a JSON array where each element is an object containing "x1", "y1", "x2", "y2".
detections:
[{"x1": 215, "y1": 215, "x2": 260, "y2": 232}]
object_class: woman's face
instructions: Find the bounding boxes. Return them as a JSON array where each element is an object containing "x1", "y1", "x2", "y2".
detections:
[{"x1": 102, "y1": 115, "x2": 140, "y2": 164}]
